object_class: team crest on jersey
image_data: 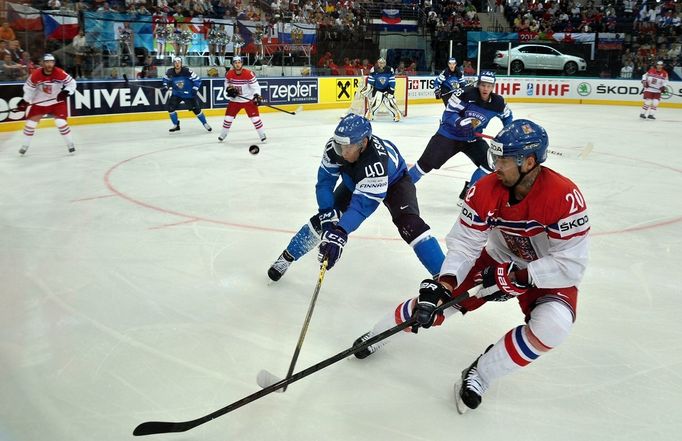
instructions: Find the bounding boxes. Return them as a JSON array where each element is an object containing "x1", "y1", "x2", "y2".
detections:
[
  {"x1": 378, "y1": 77, "x2": 387, "y2": 86},
  {"x1": 42, "y1": 84, "x2": 53, "y2": 94},
  {"x1": 176, "y1": 80, "x2": 185, "y2": 89}
]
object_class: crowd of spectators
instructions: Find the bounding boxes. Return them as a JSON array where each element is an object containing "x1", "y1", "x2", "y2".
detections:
[
  {"x1": 426, "y1": 0, "x2": 483, "y2": 42},
  {"x1": 0, "y1": 24, "x2": 34, "y2": 80},
  {"x1": 502, "y1": 0, "x2": 681, "y2": 78}
]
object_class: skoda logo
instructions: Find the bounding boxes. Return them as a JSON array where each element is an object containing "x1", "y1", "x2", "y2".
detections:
[{"x1": 577, "y1": 83, "x2": 591, "y2": 96}]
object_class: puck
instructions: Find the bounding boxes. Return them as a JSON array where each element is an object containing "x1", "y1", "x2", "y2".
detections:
[{"x1": 249, "y1": 145, "x2": 260, "y2": 155}]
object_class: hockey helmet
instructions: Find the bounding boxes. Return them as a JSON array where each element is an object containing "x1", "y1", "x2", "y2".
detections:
[
  {"x1": 43, "y1": 53, "x2": 56, "y2": 62},
  {"x1": 377, "y1": 57, "x2": 386, "y2": 68},
  {"x1": 332, "y1": 114, "x2": 372, "y2": 155},
  {"x1": 232, "y1": 55, "x2": 243, "y2": 64},
  {"x1": 478, "y1": 70, "x2": 496, "y2": 85},
  {"x1": 487, "y1": 119, "x2": 548, "y2": 168},
  {"x1": 173, "y1": 56, "x2": 183, "y2": 65},
  {"x1": 447, "y1": 57, "x2": 457, "y2": 66}
]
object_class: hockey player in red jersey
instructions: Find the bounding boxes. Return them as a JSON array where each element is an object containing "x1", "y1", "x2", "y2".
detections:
[
  {"x1": 640, "y1": 60, "x2": 669, "y2": 120},
  {"x1": 218, "y1": 56, "x2": 266, "y2": 142},
  {"x1": 16, "y1": 54, "x2": 77, "y2": 155},
  {"x1": 352, "y1": 119, "x2": 590, "y2": 414}
]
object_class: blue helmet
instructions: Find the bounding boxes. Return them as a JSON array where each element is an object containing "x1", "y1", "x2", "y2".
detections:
[
  {"x1": 333, "y1": 114, "x2": 372, "y2": 146},
  {"x1": 448, "y1": 57, "x2": 457, "y2": 65},
  {"x1": 478, "y1": 70, "x2": 496, "y2": 85},
  {"x1": 488, "y1": 119, "x2": 549, "y2": 167}
]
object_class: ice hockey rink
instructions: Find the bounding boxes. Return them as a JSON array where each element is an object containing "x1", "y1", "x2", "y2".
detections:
[{"x1": 1, "y1": 101, "x2": 681, "y2": 441}]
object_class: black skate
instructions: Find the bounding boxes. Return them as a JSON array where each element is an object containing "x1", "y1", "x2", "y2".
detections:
[
  {"x1": 454, "y1": 345, "x2": 493, "y2": 414},
  {"x1": 67, "y1": 144, "x2": 75, "y2": 153},
  {"x1": 647, "y1": 115, "x2": 656, "y2": 120},
  {"x1": 203, "y1": 123, "x2": 212, "y2": 132},
  {"x1": 169, "y1": 123, "x2": 181, "y2": 132},
  {"x1": 639, "y1": 113, "x2": 646, "y2": 119},
  {"x1": 19, "y1": 146, "x2": 28, "y2": 155},
  {"x1": 260, "y1": 134, "x2": 267, "y2": 142},
  {"x1": 267, "y1": 250, "x2": 294, "y2": 281}
]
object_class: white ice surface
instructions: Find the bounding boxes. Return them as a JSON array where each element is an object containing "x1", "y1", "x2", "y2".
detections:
[{"x1": 1, "y1": 103, "x2": 681, "y2": 441}]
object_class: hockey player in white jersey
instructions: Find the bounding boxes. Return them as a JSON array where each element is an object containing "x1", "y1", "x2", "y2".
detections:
[{"x1": 352, "y1": 119, "x2": 590, "y2": 414}]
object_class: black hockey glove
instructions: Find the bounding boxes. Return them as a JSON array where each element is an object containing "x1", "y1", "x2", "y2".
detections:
[
  {"x1": 318, "y1": 209, "x2": 341, "y2": 234},
  {"x1": 253, "y1": 94, "x2": 263, "y2": 106},
  {"x1": 412, "y1": 279, "x2": 451, "y2": 332},
  {"x1": 16, "y1": 99, "x2": 29, "y2": 112},
  {"x1": 226, "y1": 86, "x2": 238, "y2": 98},
  {"x1": 434, "y1": 88, "x2": 442, "y2": 99},
  {"x1": 318, "y1": 225, "x2": 347, "y2": 270},
  {"x1": 476, "y1": 262, "x2": 530, "y2": 302},
  {"x1": 57, "y1": 90, "x2": 71, "y2": 101}
]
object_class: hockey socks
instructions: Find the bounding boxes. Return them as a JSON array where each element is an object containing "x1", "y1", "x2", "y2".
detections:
[
  {"x1": 22, "y1": 119, "x2": 37, "y2": 149},
  {"x1": 196, "y1": 111, "x2": 208, "y2": 125},
  {"x1": 285, "y1": 222, "x2": 320, "y2": 260},
  {"x1": 55, "y1": 118, "x2": 74, "y2": 147},
  {"x1": 169, "y1": 111, "x2": 179, "y2": 125},
  {"x1": 411, "y1": 235, "x2": 445, "y2": 277}
]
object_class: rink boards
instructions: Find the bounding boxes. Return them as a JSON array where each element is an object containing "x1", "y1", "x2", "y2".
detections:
[{"x1": 1, "y1": 75, "x2": 681, "y2": 132}]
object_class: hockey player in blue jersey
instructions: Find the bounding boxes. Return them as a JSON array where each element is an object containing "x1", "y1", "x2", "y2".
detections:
[
  {"x1": 408, "y1": 71, "x2": 513, "y2": 200},
  {"x1": 267, "y1": 114, "x2": 444, "y2": 281},
  {"x1": 433, "y1": 57, "x2": 467, "y2": 106},
  {"x1": 163, "y1": 57, "x2": 212, "y2": 133},
  {"x1": 362, "y1": 58, "x2": 402, "y2": 122}
]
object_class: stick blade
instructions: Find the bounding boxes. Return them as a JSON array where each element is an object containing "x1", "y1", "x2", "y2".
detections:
[
  {"x1": 256, "y1": 369, "x2": 285, "y2": 392},
  {"x1": 579, "y1": 142, "x2": 594, "y2": 159},
  {"x1": 294, "y1": 105, "x2": 304, "y2": 114},
  {"x1": 133, "y1": 421, "x2": 190, "y2": 436}
]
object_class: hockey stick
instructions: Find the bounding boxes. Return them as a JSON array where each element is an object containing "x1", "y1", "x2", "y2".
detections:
[
  {"x1": 122, "y1": 74, "x2": 162, "y2": 91},
  {"x1": 474, "y1": 133, "x2": 593, "y2": 160},
  {"x1": 257, "y1": 260, "x2": 328, "y2": 393},
  {"x1": 132, "y1": 290, "x2": 472, "y2": 436},
  {"x1": 235, "y1": 94, "x2": 300, "y2": 115},
  {"x1": 0, "y1": 97, "x2": 64, "y2": 114}
]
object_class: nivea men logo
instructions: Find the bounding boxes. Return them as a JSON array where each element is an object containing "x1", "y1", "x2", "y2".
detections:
[{"x1": 559, "y1": 214, "x2": 589, "y2": 233}]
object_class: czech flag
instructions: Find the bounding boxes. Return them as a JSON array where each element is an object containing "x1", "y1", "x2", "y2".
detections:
[
  {"x1": 43, "y1": 12, "x2": 80, "y2": 40},
  {"x1": 381, "y1": 9, "x2": 401, "y2": 25},
  {"x1": 7, "y1": 2, "x2": 43, "y2": 31}
]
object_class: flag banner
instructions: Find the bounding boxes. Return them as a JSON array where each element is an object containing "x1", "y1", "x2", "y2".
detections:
[
  {"x1": 277, "y1": 23, "x2": 316, "y2": 45},
  {"x1": 370, "y1": 18, "x2": 417, "y2": 32},
  {"x1": 381, "y1": 9, "x2": 401, "y2": 25},
  {"x1": 43, "y1": 11, "x2": 80, "y2": 40},
  {"x1": 7, "y1": 2, "x2": 43, "y2": 31},
  {"x1": 237, "y1": 20, "x2": 278, "y2": 53}
]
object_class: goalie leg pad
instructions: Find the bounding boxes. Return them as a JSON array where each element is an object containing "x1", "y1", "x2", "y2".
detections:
[
  {"x1": 385, "y1": 94, "x2": 401, "y2": 119},
  {"x1": 368, "y1": 91, "x2": 384, "y2": 117}
]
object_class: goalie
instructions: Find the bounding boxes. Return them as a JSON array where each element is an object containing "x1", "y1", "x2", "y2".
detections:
[{"x1": 362, "y1": 58, "x2": 402, "y2": 122}]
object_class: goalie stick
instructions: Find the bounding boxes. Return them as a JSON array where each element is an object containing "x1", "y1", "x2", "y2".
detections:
[
  {"x1": 132, "y1": 290, "x2": 473, "y2": 436},
  {"x1": 257, "y1": 260, "x2": 328, "y2": 393}
]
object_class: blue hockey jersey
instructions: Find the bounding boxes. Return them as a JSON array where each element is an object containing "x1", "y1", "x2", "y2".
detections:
[
  {"x1": 437, "y1": 86, "x2": 513, "y2": 141},
  {"x1": 316, "y1": 135, "x2": 407, "y2": 233},
  {"x1": 433, "y1": 67, "x2": 466, "y2": 96},
  {"x1": 163, "y1": 66, "x2": 202, "y2": 99},
  {"x1": 367, "y1": 67, "x2": 396, "y2": 93}
]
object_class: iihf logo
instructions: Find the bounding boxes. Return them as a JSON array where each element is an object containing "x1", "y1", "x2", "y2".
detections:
[{"x1": 526, "y1": 83, "x2": 534, "y2": 96}]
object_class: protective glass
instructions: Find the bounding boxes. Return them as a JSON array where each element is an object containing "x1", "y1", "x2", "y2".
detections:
[{"x1": 332, "y1": 140, "x2": 361, "y2": 156}]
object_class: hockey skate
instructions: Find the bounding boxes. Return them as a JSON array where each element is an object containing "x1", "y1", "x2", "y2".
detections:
[
  {"x1": 352, "y1": 331, "x2": 387, "y2": 359},
  {"x1": 203, "y1": 123, "x2": 212, "y2": 132},
  {"x1": 67, "y1": 143, "x2": 75, "y2": 153},
  {"x1": 639, "y1": 113, "x2": 646, "y2": 119},
  {"x1": 647, "y1": 115, "x2": 656, "y2": 120},
  {"x1": 393, "y1": 114, "x2": 401, "y2": 122},
  {"x1": 218, "y1": 131, "x2": 227, "y2": 142},
  {"x1": 267, "y1": 250, "x2": 294, "y2": 281},
  {"x1": 19, "y1": 146, "x2": 28, "y2": 155},
  {"x1": 169, "y1": 123, "x2": 181, "y2": 132},
  {"x1": 454, "y1": 345, "x2": 493, "y2": 414},
  {"x1": 260, "y1": 134, "x2": 267, "y2": 142}
]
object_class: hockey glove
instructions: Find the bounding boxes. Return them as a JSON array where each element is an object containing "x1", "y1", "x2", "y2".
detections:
[
  {"x1": 226, "y1": 86, "x2": 239, "y2": 98},
  {"x1": 476, "y1": 262, "x2": 530, "y2": 302},
  {"x1": 57, "y1": 90, "x2": 71, "y2": 101},
  {"x1": 386, "y1": 88, "x2": 395, "y2": 96},
  {"x1": 453, "y1": 117, "x2": 475, "y2": 140},
  {"x1": 253, "y1": 94, "x2": 263, "y2": 106},
  {"x1": 360, "y1": 85, "x2": 372, "y2": 97},
  {"x1": 412, "y1": 279, "x2": 452, "y2": 332},
  {"x1": 434, "y1": 88, "x2": 442, "y2": 99},
  {"x1": 15, "y1": 99, "x2": 29, "y2": 112},
  {"x1": 318, "y1": 225, "x2": 347, "y2": 270},
  {"x1": 318, "y1": 209, "x2": 341, "y2": 234}
]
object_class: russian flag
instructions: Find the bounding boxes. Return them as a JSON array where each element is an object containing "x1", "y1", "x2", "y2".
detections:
[
  {"x1": 381, "y1": 9, "x2": 401, "y2": 25},
  {"x1": 7, "y1": 2, "x2": 43, "y2": 31},
  {"x1": 43, "y1": 12, "x2": 80, "y2": 40},
  {"x1": 277, "y1": 23, "x2": 316, "y2": 44}
]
